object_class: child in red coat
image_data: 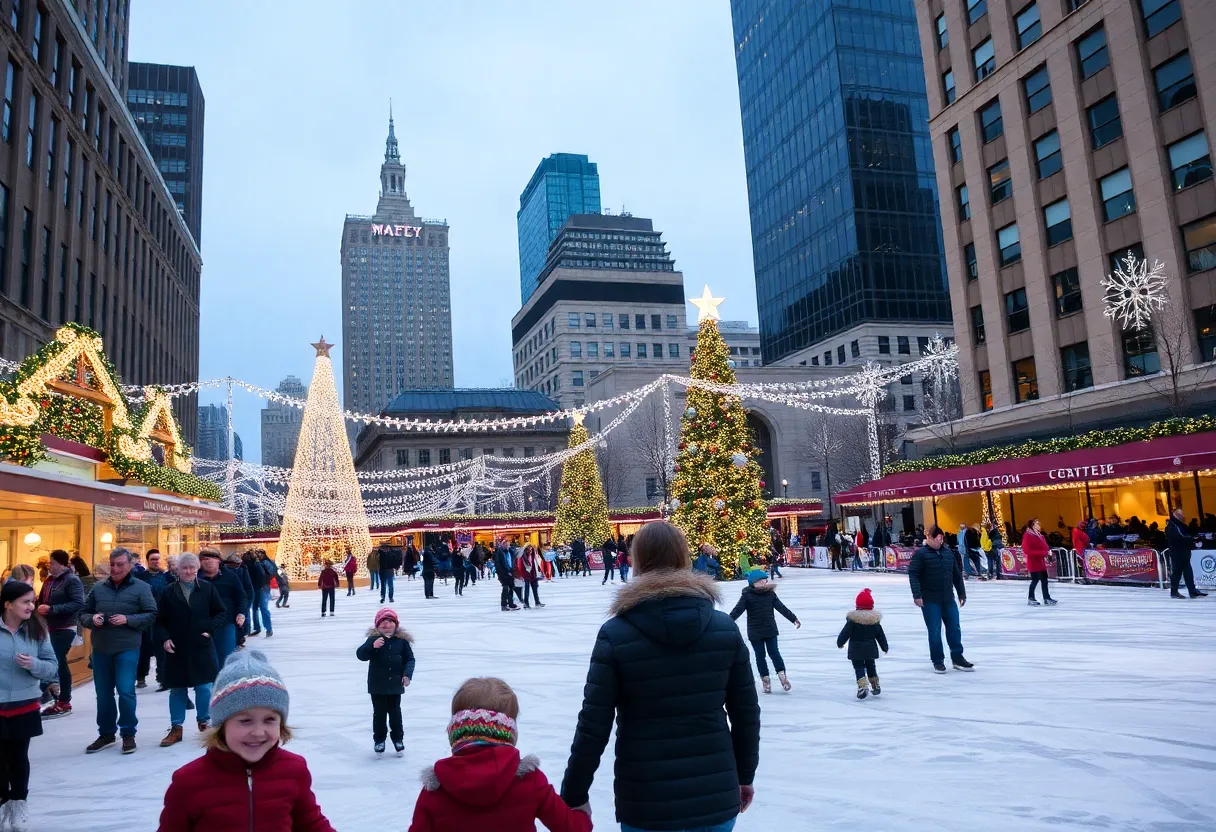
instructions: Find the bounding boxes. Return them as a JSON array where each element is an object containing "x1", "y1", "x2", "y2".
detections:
[
  {"x1": 158, "y1": 650, "x2": 334, "y2": 831},
  {"x1": 408, "y1": 677, "x2": 591, "y2": 832}
]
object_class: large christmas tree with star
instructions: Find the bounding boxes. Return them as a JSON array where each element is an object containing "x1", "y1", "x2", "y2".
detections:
[
  {"x1": 552, "y1": 415, "x2": 612, "y2": 548},
  {"x1": 670, "y1": 286, "x2": 769, "y2": 577}
]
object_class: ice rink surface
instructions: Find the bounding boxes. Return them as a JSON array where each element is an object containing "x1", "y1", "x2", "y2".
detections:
[{"x1": 33, "y1": 569, "x2": 1216, "y2": 830}]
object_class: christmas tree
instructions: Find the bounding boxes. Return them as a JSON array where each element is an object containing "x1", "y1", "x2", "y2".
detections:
[
  {"x1": 552, "y1": 414, "x2": 612, "y2": 548},
  {"x1": 278, "y1": 338, "x2": 373, "y2": 580},
  {"x1": 670, "y1": 287, "x2": 769, "y2": 576}
]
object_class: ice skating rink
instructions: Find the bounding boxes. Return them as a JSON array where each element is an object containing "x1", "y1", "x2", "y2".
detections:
[{"x1": 33, "y1": 569, "x2": 1216, "y2": 830}]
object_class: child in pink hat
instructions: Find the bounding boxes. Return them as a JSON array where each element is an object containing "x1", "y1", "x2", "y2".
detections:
[{"x1": 356, "y1": 607, "x2": 415, "y2": 755}]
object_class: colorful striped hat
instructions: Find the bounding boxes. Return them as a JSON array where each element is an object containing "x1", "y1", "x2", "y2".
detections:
[
  {"x1": 210, "y1": 649, "x2": 289, "y2": 726},
  {"x1": 447, "y1": 708, "x2": 518, "y2": 753}
]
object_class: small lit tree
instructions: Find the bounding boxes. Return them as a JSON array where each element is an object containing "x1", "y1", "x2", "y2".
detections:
[{"x1": 552, "y1": 416, "x2": 612, "y2": 547}]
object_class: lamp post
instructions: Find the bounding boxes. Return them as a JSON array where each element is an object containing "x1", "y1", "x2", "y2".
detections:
[{"x1": 781, "y1": 479, "x2": 788, "y2": 498}]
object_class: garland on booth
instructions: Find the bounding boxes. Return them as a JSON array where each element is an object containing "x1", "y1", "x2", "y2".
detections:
[{"x1": 885, "y1": 415, "x2": 1216, "y2": 475}]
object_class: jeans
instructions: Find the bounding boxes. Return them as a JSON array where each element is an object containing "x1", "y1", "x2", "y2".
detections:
[
  {"x1": 750, "y1": 636, "x2": 785, "y2": 677},
  {"x1": 619, "y1": 563, "x2": 630, "y2": 582},
  {"x1": 345, "y1": 573, "x2": 355, "y2": 595},
  {"x1": 371, "y1": 693, "x2": 403, "y2": 743},
  {"x1": 1029, "y1": 570, "x2": 1052, "y2": 601},
  {"x1": 321, "y1": 587, "x2": 335, "y2": 614},
  {"x1": 212, "y1": 623, "x2": 237, "y2": 671},
  {"x1": 1171, "y1": 553, "x2": 1199, "y2": 594},
  {"x1": 500, "y1": 582, "x2": 516, "y2": 609},
  {"x1": 622, "y1": 819, "x2": 736, "y2": 832},
  {"x1": 253, "y1": 587, "x2": 273, "y2": 634},
  {"x1": 920, "y1": 600, "x2": 964, "y2": 665},
  {"x1": 244, "y1": 605, "x2": 253, "y2": 635},
  {"x1": 966, "y1": 552, "x2": 985, "y2": 577},
  {"x1": 92, "y1": 648, "x2": 140, "y2": 737},
  {"x1": 276, "y1": 588, "x2": 290, "y2": 607},
  {"x1": 852, "y1": 658, "x2": 877, "y2": 681},
  {"x1": 170, "y1": 684, "x2": 212, "y2": 726},
  {"x1": 0, "y1": 738, "x2": 31, "y2": 801},
  {"x1": 522, "y1": 578, "x2": 541, "y2": 606},
  {"x1": 423, "y1": 572, "x2": 435, "y2": 598},
  {"x1": 770, "y1": 562, "x2": 784, "y2": 578},
  {"x1": 850, "y1": 552, "x2": 862, "y2": 571},
  {"x1": 603, "y1": 564, "x2": 616, "y2": 584},
  {"x1": 370, "y1": 570, "x2": 380, "y2": 590},
  {"x1": 47, "y1": 629, "x2": 75, "y2": 703},
  {"x1": 380, "y1": 571, "x2": 395, "y2": 603},
  {"x1": 988, "y1": 550, "x2": 1001, "y2": 579}
]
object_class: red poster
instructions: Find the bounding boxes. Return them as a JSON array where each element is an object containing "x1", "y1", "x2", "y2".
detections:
[
  {"x1": 999, "y1": 546, "x2": 1059, "y2": 579},
  {"x1": 883, "y1": 546, "x2": 916, "y2": 573},
  {"x1": 586, "y1": 550, "x2": 604, "y2": 570},
  {"x1": 1080, "y1": 548, "x2": 1159, "y2": 584}
]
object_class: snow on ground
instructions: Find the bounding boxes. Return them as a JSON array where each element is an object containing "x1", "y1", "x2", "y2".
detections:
[{"x1": 33, "y1": 569, "x2": 1216, "y2": 830}]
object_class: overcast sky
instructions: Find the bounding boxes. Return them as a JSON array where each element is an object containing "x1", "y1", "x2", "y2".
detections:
[{"x1": 130, "y1": 1, "x2": 757, "y2": 463}]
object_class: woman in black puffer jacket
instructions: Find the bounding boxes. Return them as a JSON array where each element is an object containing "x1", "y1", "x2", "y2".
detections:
[{"x1": 561, "y1": 522, "x2": 761, "y2": 831}]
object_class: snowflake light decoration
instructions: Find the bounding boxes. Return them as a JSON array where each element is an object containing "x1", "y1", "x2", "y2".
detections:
[{"x1": 1102, "y1": 252, "x2": 1168, "y2": 331}]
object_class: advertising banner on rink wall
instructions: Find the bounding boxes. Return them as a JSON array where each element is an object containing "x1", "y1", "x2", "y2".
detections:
[
  {"x1": 999, "y1": 546, "x2": 1059, "y2": 579},
  {"x1": 883, "y1": 546, "x2": 915, "y2": 573},
  {"x1": 1080, "y1": 548, "x2": 1159, "y2": 584},
  {"x1": 1192, "y1": 550, "x2": 1216, "y2": 590}
]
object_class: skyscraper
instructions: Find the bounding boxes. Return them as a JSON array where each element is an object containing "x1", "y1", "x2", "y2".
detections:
[
  {"x1": 342, "y1": 111, "x2": 453, "y2": 416},
  {"x1": 517, "y1": 153, "x2": 601, "y2": 304},
  {"x1": 196, "y1": 404, "x2": 241, "y2": 461},
  {"x1": 261, "y1": 375, "x2": 306, "y2": 468},
  {"x1": 729, "y1": 0, "x2": 951, "y2": 367},
  {"x1": 127, "y1": 63, "x2": 205, "y2": 244}
]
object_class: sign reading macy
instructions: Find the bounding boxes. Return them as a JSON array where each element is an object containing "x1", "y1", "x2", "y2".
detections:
[{"x1": 371, "y1": 223, "x2": 423, "y2": 238}]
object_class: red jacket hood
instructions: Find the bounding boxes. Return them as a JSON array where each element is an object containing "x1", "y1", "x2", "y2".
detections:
[{"x1": 428, "y1": 746, "x2": 528, "y2": 807}]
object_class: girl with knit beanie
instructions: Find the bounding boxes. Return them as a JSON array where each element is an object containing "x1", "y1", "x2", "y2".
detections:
[
  {"x1": 157, "y1": 650, "x2": 334, "y2": 831},
  {"x1": 837, "y1": 588, "x2": 889, "y2": 700},
  {"x1": 356, "y1": 607, "x2": 415, "y2": 756},
  {"x1": 408, "y1": 677, "x2": 591, "y2": 831}
]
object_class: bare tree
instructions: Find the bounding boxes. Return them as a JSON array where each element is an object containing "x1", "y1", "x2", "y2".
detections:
[
  {"x1": 624, "y1": 397, "x2": 674, "y2": 504},
  {"x1": 915, "y1": 374, "x2": 968, "y2": 454},
  {"x1": 1142, "y1": 302, "x2": 1215, "y2": 416},
  {"x1": 595, "y1": 435, "x2": 631, "y2": 508},
  {"x1": 800, "y1": 412, "x2": 871, "y2": 529}
]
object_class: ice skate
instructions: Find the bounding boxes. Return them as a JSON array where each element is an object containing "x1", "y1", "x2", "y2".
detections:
[
  {"x1": 374, "y1": 741, "x2": 385, "y2": 755},
  {"x1": 1044, "y1": 598, "x2": 1058, "y2": 606},
  {"x1": 761, "y1": 676, "x2": 771, "y2": 694},
  {"x1": 1027, "y1": 598, "x2": 1041, "y2": 606},
  {"x1": 393, "y1": 740, "x2": 404, "y2": 756},
  {"x1": 856, "y1": 679, "x2": 868, "y2": 699},
  {"x1": 777, "y1": 671, "x2": 791, "y2": 691},
  {"x1": 952, "y1": 656, "x2": 975, "y2": 671},
  {"x1": 932, "y1": 663, "x2": 947, "y2": 674},
  {"x1": 8, "y1": 799, "x2": 28, "y2": 832}
]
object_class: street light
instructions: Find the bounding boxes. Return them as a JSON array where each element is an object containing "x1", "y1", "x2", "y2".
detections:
[{"x1": 781, "y1": 479, "x2": 788, "y2": 497}]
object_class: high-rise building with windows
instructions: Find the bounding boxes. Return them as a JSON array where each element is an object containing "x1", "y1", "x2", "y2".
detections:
[
  {"x1": 196, "y1": 403, "x2": 241, "y2": 461},
  {"x1": 0, "y1": 0, "x2": 203, "y2": 442},
  {"x1": 729, "y1": 0, "x2": 951, "y2": 368},
  {"x1": 260, "y1": 374, "x2": 306, "y2": 468},
  {"x1": 517, "y1": 153, "x2": 601, "y2": 304},
  {"x1": 511, "y1": 213, "x2": 687, "y2": 409},
  {"x1": 907, "y1": 0, "x2": 1216, "y2": 451},
  {"x1": 342, "y1": 111, "x2": 453, "y2": 416},
  {"x1": 126, "y1": 63, "x2": 204, "y2": 243}
]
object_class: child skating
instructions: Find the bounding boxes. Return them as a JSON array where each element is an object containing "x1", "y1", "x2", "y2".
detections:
[
  {"x1": 158, "y1": 650, "x2": 335, "y2": 830},
  {"x1": 837, "y1": 588, "x2": 888, "y2": 699},
  {"x1": 318, "y1": 559, "x2": 340, "y2": 617},
  {"x1": 356, "y1": 607, "x2": 415, "y2": 756},
  {"x1": 408, "y1": 677, "x2": 590, "y2": 831},
  {"x1": 729, "y1": 569, "x2": 801, "y2": 693}
]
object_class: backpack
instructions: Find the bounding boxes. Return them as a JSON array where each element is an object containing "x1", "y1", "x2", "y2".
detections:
[{"x1": 979, "y1": 527, "x2": 992, "y2": 552}]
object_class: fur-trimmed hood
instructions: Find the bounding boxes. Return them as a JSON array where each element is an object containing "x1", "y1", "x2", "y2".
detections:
[
  {"x1": 846, "y1": 609, "x2": 882, "y2": 625},
  {"x1": 608, "y1": 568, "x2": 721, "y2": 616},
  {"x1": 364, "y1": 627, "x2": 414, "y2": 642},
  {"x1": 420, "y1": 746, "x2": 538, "y2": 805}
]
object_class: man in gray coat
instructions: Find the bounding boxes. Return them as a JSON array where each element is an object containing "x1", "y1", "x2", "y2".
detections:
[{"x1": 78, "y1": 548, "x2": 158, "y2": 754}]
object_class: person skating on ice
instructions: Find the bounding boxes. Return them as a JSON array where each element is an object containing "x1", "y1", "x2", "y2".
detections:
[
  {"x1": 317, "y1": 559, "x2": 339, "y2": 617},
  {"x1": 356, "y1": 607, "x2": 415, "y2": 756},
  {"x1": 1021, "y1": 518, "x2": 1056, "y2": 606},
  {"x1": 408, "y1": 677, "x2": 590, "y2": 831},
  {"x1": 908, "y1": 525, "x2": 973, "y2": 673},
  {"x1": 837, "y1": 588, "x2": 888, "y2": 700},
  {"x1": 342, "y1": 548, "x2": 358, "y2": 597},
  {"x1": 729, "y1": 569, "x2": 801, "y2": 694}
]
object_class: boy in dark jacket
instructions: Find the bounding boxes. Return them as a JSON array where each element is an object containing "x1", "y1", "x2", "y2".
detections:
[
  {"x1": 837, "y1": 588, "x2": 888, "y2": 699},
  {"x1": 730, "y1": 569, "x2": 800, "y2": 694},
  {"x1": 356, "y1": 607, "x2": 415, "y2": 755}
]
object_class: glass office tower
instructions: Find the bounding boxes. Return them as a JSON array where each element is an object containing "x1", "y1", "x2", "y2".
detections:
[
  {"x1": 730, "y1": 0, "x2": 950, "y2": 364},
  {"x1": 517, "y1": 153, "x2": 601, "y2": 304}
]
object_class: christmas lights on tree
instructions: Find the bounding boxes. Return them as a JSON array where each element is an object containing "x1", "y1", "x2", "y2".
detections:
[
  {"x1": 277, "y1": 338, "x2": 373, "y2": 579},
  {"x1": 670, "y1": 290, "x2": 769, "y2": 577},
  {"x1": 551, "y1": 413, "x2": 612, "y2": 547}
]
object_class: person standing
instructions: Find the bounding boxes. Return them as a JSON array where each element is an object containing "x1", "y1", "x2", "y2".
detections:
[
  {"x1": 570, "y1": 537, "x2": 588, "y2": 577},
  {"x1": 274, "y1": 564, "x2": 291, "y2": 608},
  {"x1": 405, "y1": 541, "x2": 420, "y2": 581},
  {"x1": 1022, "y1": 519, "x2": 1056, "y2": 606},
  {"x1": 156, "y1": 553, "x2": 227, "y2": 747},
  {"x1": 984, "y1": 521, "x2": 1004, "y2": 580},
  {"x1": 77, "y1": 548, "x2": 158, "y2": 754},
  {"x1": 198, "y1": 549, "x2": 247, "y2": 671},
  {"x1": 421, "y1": 543, "x2": 437, "y2": 600},
  {"x1": 618, "y1": 547, "x2": 631, "y2": 583},
  {"x1": 355, "y1": 607, "x2": 415, "y2": 756},
  {"x1": 963, "y1": 525, "x2": 986, "y2": 580},
  {"x1": 515, "y1": 545, "x2": 544, "y2": 609},
  {"x1": 342, "y1": 548, "x2": 358, "y2": 596},
  {"x1": 367, "y1": 547, "x2": 381, "y2": 594},
  {"x1": 318, "y1": 560, "x2": 339, "y2": 617},
  {"x1": 36, "y1": 550, "x2": 84, "y2": 719},
  {"x1": 837, "y1": 588, "x2": 888, "y2": 700},
  {"x1": 1167, "y1": 507, "x2": 1207, "y2": 599},
  {"x1": 600, "y1": 536, "x2": 617, "y2": 586},
  {"x1": 0, "y1": 580, "x2": 59, "y2": 831},
  {"x1": 908, "y1": 526, "x2": 973, "y2": 674},
  {"x1": 541, "y1": 545, "x2": 557, "y2": 582},
  {"x1": 244, "y1": 551, "x2": 269, "y2": 637},
  {"x1": 450, "y1": 546, "x2": 466, "y2": 597},
  {"x1": 252, "y1": 551, "x2": 276, "y2": 638},
  {"x1": 495, "y1": 544, "x2": 520, "y2": 612},
  {"x1": 560, "y1": 521, "x2": 760, "y2": 830},
  {"x1": 379, "y1": 545, "x2": 402, "y2": 604},
  {"x1": 134, "y1": 550, "x2": 165, "y2": 689}
]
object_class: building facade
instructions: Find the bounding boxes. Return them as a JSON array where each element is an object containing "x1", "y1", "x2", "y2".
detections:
[
  {"x1": 196, "y1": 403, "x2": 241, "y2": 462},
  {"x1": 342, "y1": 113, "x2": 452, "y2": 416},
  {"x1": 692, "y1": 320, "x2": 764, "y2": 367},
  {"x1": 0, "y1": 0, "x2": 203, "y2": 442},
  {"x1": 517, "y1": 153, "x2": 600, "y2": 304},
  {"x1": 729, "y1": 0, "x2": 951, "y2": 367},
  {"x1": 260, "y1": 374, "x2": 305, "y2": 468},
  {"x1": 511, "y1": 214, "x2": 688, "y2": 409},
  {"x1": 908, "y1": 0, "x2": 1216, "y2": 451},
  {"x1": 126, "y1": 62, "x2": 203, "y2": 244}
]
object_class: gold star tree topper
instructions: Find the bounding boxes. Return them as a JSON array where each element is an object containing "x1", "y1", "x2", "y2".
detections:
[
  {"x1": 312, "y1": 337, "x2": 334, "y2": 358},
  {"x1": 690, "y1": 285, "x2": 725, "y2": 322}
]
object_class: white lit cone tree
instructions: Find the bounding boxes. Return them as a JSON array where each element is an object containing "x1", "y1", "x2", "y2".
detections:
[{"x1": 278, "y1": 338, "x2": 373, "y2": 580}]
